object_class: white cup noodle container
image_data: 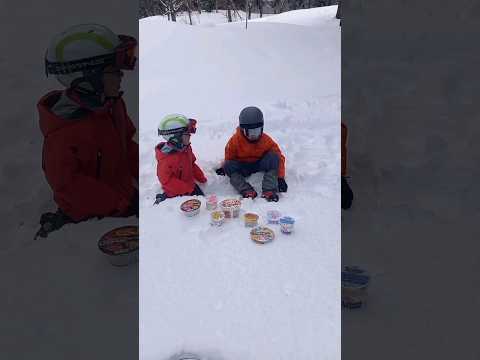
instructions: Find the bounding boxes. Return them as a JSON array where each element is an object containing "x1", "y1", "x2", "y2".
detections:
[
  {"x1": 220, "y1": 198, "x2": 241, "y2": 219},
  {"x1": 98, "y1": 226, "x2": 139, "y2": 267},
  {"x1": 267, "y1": 210, "x2": 281, "y2": 224},
  {"x1": 279, "y1": 216, "x2": 295, "y2": 234},
  {"x1": 210, "y1": 210, "x2": 225, "y2": 226},
  {"x1": 180, "y1": 199, "x2": 202, "y2": 217},
  {"x1": 206, "y1": 194, "x2": 218, "y2": 211}
]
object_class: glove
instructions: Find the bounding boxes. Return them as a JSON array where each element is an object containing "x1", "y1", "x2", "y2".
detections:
[
  {"x1": 153, "y1": 193, "x2": 167, "y2": 205},
  {"x1": 190, "y1": 184, "x2": 205, "y2": 196},
  {"x1": 215, "y1": 167, "x2": 226, "y2": 176},
  {"x1": 278, "y1": 178, "x2": 288, "y2": 193},
  {"x1": 198, "y1": 176, "x2": 207, "y2": 184}
]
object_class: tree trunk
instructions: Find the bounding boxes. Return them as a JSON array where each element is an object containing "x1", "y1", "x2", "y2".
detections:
[
  {"x1": 227, "y1": 8, "x2": 232, "y2": 22},
  {"x1": 258, "y1": 0, "x2": 263, "y2": 17},
  {"x1": 248, "y1": 4, "x2": 252, "y2": 20}
]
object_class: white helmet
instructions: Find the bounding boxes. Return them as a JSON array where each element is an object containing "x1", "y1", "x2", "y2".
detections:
[
  {"x1": 45, "y1": 23, "x2": 137, "y2": 94},
  {"x1": 158, "y1": 114, "x2": 197, "y2": 149}
]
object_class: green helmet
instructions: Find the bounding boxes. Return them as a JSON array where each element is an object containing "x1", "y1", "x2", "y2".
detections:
[
  {"x1": 45, "y1": 23, "x2": 137, "y2": 95},
  {"x1": 158, "y1": 114, "x2": 197, "y2": 149}
]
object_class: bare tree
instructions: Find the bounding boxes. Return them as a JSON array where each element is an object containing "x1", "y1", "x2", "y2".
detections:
[
  {"x1": 158, "y1": 0, "x2": 184, "y2": 21},
  {"x1": 256, "y1": 0, "x2": 263, "y2": 18}
]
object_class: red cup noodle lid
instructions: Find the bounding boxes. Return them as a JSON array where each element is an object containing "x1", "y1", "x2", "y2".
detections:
[{"x1": 98, "y1": 226, "x2": 139, "y2": 256}]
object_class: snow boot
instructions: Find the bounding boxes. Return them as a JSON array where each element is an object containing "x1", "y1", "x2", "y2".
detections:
[
  {"x1": 241, "y1": 188, "x2": 258, "y2": 199},
  {"x1": 262, "y1": 190, "x2": 279, "y2": 202},
  {"x1": 230, "y1": 171, "x2": 255, "y2": 195}
]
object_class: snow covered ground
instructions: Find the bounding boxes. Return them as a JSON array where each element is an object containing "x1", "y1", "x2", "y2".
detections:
[{"x1": 140, "y1": 6, "x2": 340, "y2": 360}]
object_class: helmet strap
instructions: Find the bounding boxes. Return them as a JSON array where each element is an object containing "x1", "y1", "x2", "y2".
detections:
[{"x1": 167, "y1": 134, "x2": 186, "y2": 150}]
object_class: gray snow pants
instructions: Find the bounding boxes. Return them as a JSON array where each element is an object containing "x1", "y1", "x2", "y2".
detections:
[{"x1": 223, "y1": 151, "x2": 279, "y2": 194}]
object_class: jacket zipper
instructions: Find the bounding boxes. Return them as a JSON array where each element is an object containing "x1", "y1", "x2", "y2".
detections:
[{"x1": 96, "y1": 150, "x2": 102, "y2": 179}]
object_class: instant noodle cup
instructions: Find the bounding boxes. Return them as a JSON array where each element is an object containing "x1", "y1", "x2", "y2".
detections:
[
  {"x1": 98, "y1": 226, "x2": 139, "y2": 266},
  {"x1": 180, "y1": 199, "x2": 201, "y2": 217},
  {"x1": 279, "y1": 216, "x2": 295, "y2": 234},
  {"x1": 250, "y1": 226, "x2": 275, "y2": 244},
  {"x1": 341, "y1": 266, "x2": 370, "y2": 309},
  {"x1": 210, "y1": 210, "x2": 225, "y2": 226},
  {"x1": 244, "y1": 213, "x2": 259, "y2": 228},
  {"x1": 220, "y1": 198, "x2": 241, "y2": 218},
  {"x1": 267, "y1": 210, "x2": 281, "y2": 224},
  {"x1": 206, "y1": 194, "x2": 218, "y2": 211}
]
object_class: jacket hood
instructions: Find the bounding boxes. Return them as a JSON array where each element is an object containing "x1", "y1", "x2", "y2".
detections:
[
  {"x1": 37, "y1": 91, "x2": 77, "y2": 137},
  {"x1": 156, "y1": 142, "x2": 191, "y2": 159},
  {"x1": 37, "y1": 90, "x2": 113, "y2": 137}
]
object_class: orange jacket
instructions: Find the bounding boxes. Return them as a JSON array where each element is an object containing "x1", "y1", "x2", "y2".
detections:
[
  {"x1": 225, "y1": 128, "x2": 286, "y2": 178},
  {"x1": 341, "y1": 123, "x2": 348, "y2": 176}
]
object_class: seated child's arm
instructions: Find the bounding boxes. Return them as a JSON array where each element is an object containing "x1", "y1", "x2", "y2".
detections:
[
  {"x1": 191, "y1": 152, "x2": 207, "y2": 183},
  {"x1": 267, "y1": 137, "x2": 287, "y2": 178}
]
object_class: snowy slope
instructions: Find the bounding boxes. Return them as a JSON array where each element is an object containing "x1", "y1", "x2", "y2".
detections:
[{"x1": 140, "y1": 6, "x2": 340, "y2": 360}]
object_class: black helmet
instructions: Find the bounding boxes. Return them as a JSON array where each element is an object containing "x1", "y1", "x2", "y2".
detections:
[{"x1": 239, "y1": 106, "x2": 264, "y2": 141}]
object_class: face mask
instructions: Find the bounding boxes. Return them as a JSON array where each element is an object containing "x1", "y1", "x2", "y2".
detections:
[{"x1": 243, "y1": 126, "x2": 263, "y2": 141}]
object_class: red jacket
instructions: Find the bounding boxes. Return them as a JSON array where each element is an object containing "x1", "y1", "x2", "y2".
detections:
[
  {"x1": 225, "y1": 128, "x2": 286, "y2": 178},
  {"x1": 38, "y1": 90, "x2": 138, "y2": 221},
  {"x1": 156, "y1": 143, "x2": 207, "y2": 197}
]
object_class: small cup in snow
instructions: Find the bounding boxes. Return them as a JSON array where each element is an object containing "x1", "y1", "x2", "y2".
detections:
[
  {"x1": 98, "y1": 226, "x2": 139, "y2": 266},
  {"x1": 206, "y1": 194, "x2": 218, "y2": 210},
  {"x1": 279, "y1": 216, "x2": 295, "y2": 234},
  {"x1": 180, "y1": 199, "x2": 201, "y2": 217},
  {"x1": 220, "y1": 198, "x2": 241, "y2": 218},
  {"x1": 267, "y1": 210, "x2": 281, "y2": 224},
  {"x1": 210, "y1": 210, "x2": 225, "y2": 226}
]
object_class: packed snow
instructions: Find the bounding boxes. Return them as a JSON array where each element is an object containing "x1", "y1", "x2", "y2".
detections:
[{"x1": 140, "y1": 6, "x2": 340, "y2": 360}]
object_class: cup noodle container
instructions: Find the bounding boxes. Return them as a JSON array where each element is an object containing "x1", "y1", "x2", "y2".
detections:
[
  {"x1": 180, "y1": 199, "x2": 201, "y2": 217},
  {"x1": 267, "y1": 210, "x2": 281, "y2": 224},
  {"x1": 210, "y1": 210, "x2": 225, "y2": 226},
  {"x1": 244, "y1": 213, "x2": 259, "y2": 228},
  {"x1": 220, "y1": 199, "x2": 241, "y2": 219},
  {"x1": 341, "y1": 266, "x2": 370, "y2": 309},
  {"x1": 206, "y1": 194, "x2": 218, "y2": 210},
  {"x1": 279, "y1": 216, "x2": 295, "y2": 234},
  {"x1": 97, "y1": 226, "x2": 139, "y2": 267}
]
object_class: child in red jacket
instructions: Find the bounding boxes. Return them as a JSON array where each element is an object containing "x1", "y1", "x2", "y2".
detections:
[{"x1": 154, "y1": 114, "x2": 207, "y2": 204}]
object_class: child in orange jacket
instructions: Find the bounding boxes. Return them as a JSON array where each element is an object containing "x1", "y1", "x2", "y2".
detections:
[{"x1": 216, "y1": 106, "x2": 287, "y2": 202}]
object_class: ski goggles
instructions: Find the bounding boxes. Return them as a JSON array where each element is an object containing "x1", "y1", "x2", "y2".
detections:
[
  {"x1": 158, "y1": 119, "x2": 197, "y2": 136},
  {"x1": 45, "y1": 34, "x2": 138, "y2": 76},
  {"x1": 240, "y1": 122, "x2": 263, "y2": 140}
]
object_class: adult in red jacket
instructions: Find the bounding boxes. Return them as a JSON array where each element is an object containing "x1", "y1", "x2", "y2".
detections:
[
  {"x1": 38, "y1": 89, "x2": 138, "y2": 221},
  {"x1": 155, "y1": 114, "x2": 207, "y2": 203},
  {"x1": 36, "y1": 24, "x2": 138, "y2": 236}
]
